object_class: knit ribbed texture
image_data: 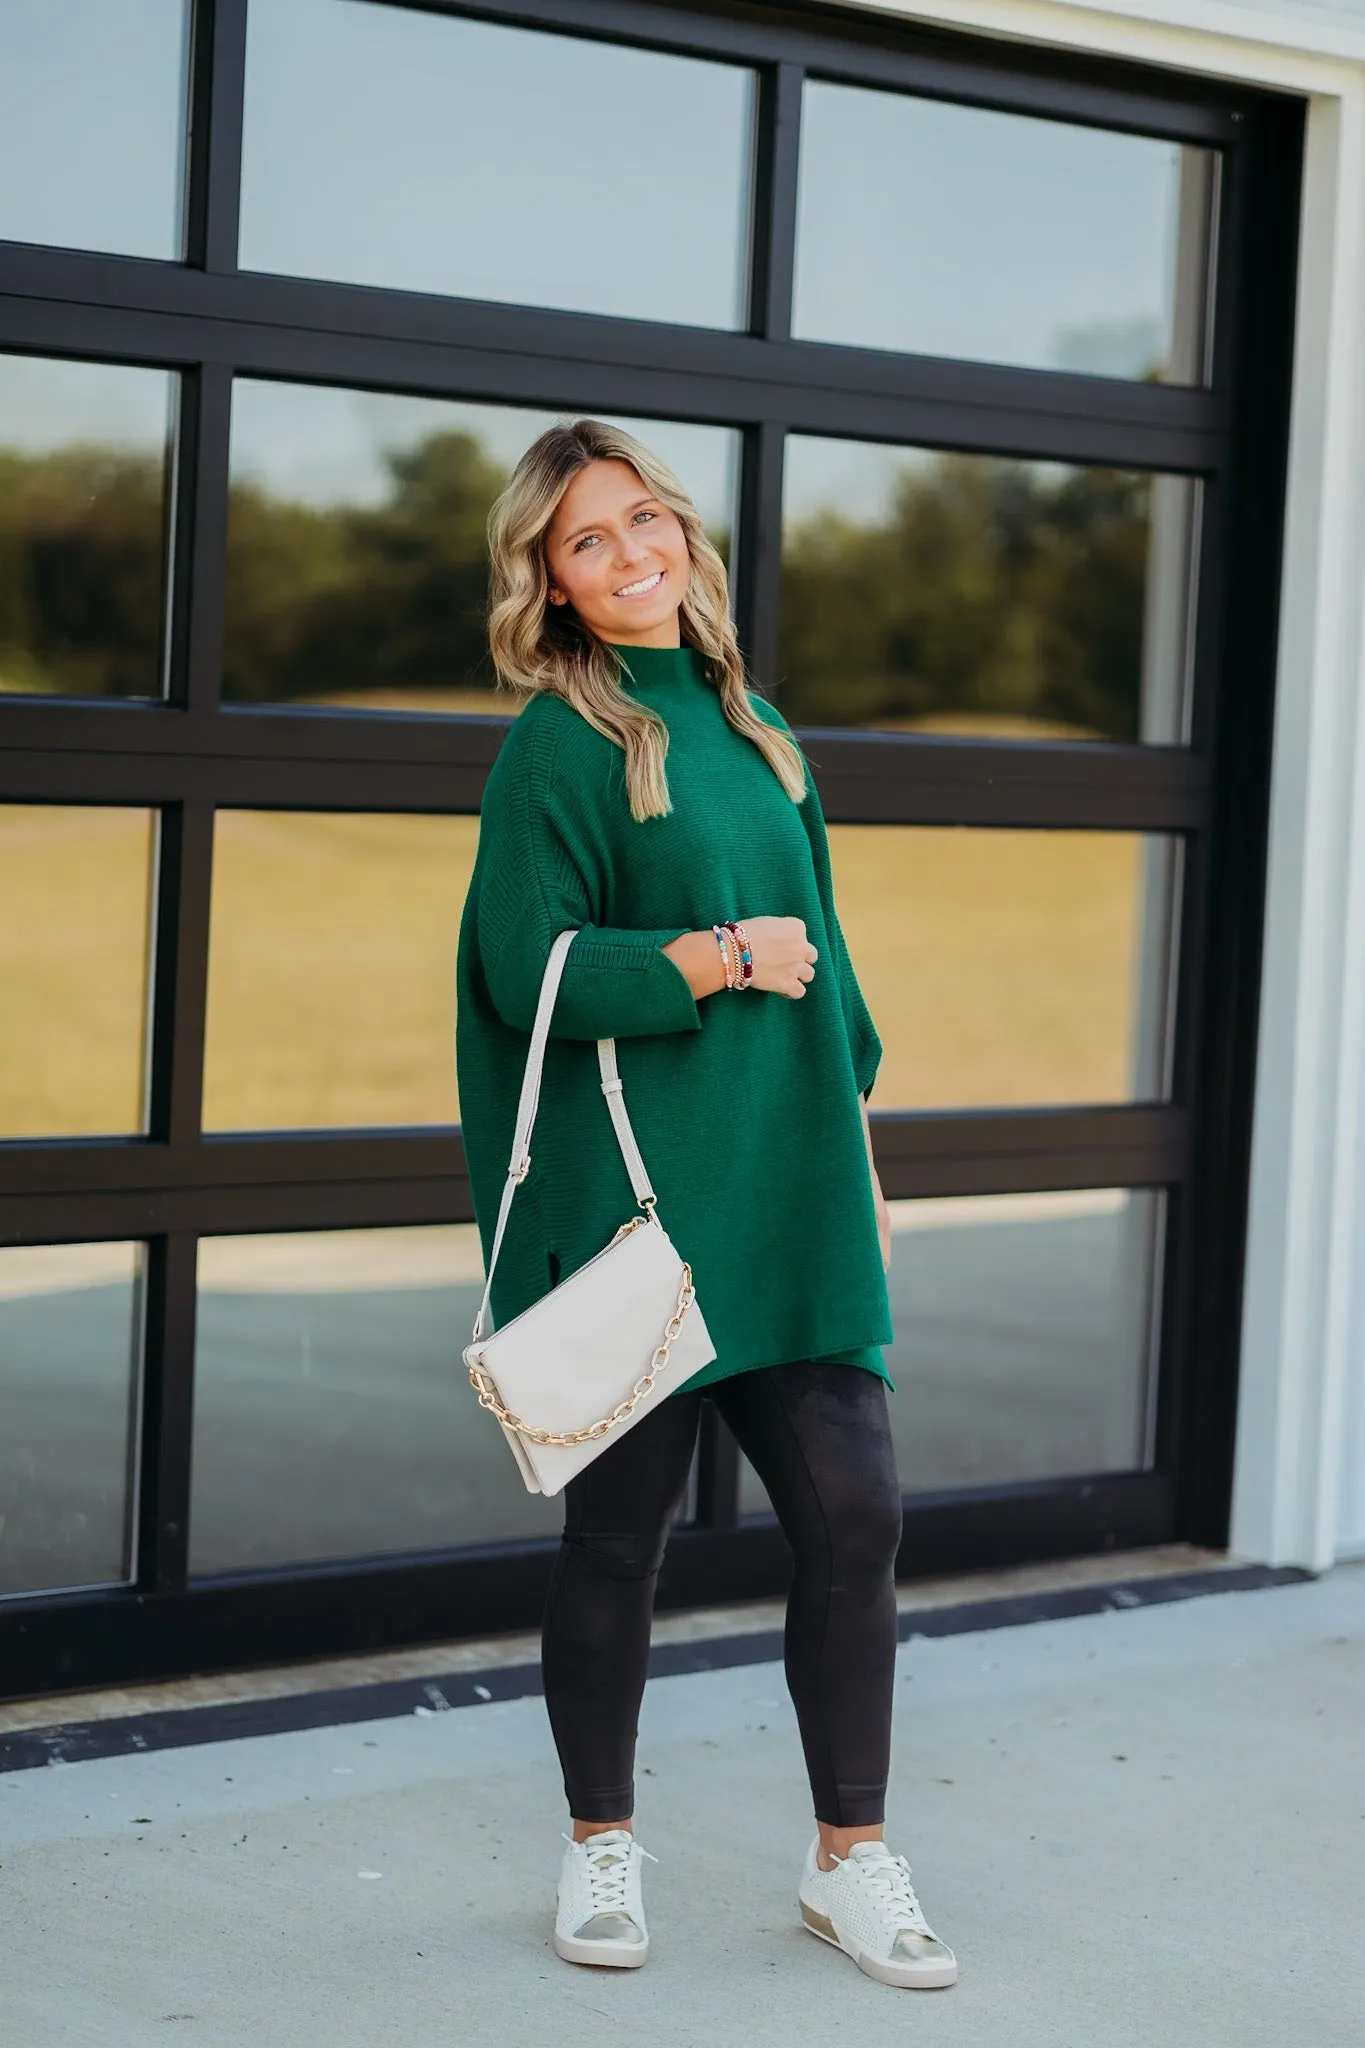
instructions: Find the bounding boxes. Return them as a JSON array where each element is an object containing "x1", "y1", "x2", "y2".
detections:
[{"x1": 454, "y1": 643, "x2": 893, "y2": 1394}]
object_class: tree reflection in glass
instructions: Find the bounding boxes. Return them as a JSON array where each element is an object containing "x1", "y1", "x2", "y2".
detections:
[
  {"x1": 0, "y1": 355, "x2": 176, "y2": 701},
  {"x1": 224, "y1": 385, "x2": 738, "y2": 714},
  {"x1": 779, "y1": 439, "x2": 1198, "y2": 744}
]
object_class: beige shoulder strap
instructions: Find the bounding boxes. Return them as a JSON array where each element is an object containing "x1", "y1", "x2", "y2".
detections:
[{"x1": 471, "y1": 928, "x2": 657, "y2": 1341}]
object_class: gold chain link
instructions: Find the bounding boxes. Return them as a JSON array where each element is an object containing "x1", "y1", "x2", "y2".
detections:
[{"x1": 468, "y1": 1233, "x2": 697, "y2": 1447}]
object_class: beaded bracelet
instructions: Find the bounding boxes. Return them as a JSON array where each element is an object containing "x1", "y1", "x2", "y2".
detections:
[
  {"x1": 711, "y1": 922, "x2": 736, "y2": 989},
  {"x1": 724, "y1": 929, "x2": 749, "y2": 991},
  {"x1": 722, "y1": 919, "x2": 754, "y2": 990}
]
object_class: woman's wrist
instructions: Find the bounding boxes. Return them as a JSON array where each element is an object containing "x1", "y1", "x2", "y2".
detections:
[{"x1": 660, "y1": 930, "x2": 730, "y2": 999}]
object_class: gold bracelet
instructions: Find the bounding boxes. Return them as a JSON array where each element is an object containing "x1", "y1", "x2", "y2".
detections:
[{"x1": 724, "y1": 919, "x2": 754, "y2": 990}]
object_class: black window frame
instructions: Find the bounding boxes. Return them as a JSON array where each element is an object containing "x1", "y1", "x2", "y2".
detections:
[{"x1": 0, "y1": 0, "x2": 1302, "y2": 1698}]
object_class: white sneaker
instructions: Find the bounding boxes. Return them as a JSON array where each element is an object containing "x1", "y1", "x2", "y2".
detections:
[
  {"x1": 798, "y1": 1837, "x2": 958, "y2": 1988},
  {"x1": 554, "y1": 1829, "x2": 655, "y2": 1968}
]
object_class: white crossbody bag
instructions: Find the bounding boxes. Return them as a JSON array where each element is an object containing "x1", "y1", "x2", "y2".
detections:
[{"x1": 463, "y1": 927, "x2": 717, "y2": 1496}]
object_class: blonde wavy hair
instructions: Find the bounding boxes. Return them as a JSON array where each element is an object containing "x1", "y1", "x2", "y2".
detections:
[{"x1": 486, "y1": 418, "x2": 808, "y2": 822}]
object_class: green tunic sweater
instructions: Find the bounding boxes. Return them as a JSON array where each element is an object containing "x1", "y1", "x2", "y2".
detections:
[{"x1": 454, "y1": 642, "x2": 893, "y2": 1395}]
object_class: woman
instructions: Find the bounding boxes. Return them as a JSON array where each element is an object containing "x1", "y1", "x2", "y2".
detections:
[{"x1": 455, "y1": 419, "x2": 956, "y2": 1991}]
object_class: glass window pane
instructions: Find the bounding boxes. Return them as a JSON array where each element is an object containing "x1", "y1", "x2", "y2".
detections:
[
  {"x1": 742, "y1": 1188, "x2": 1162, "y2": 1509},
  {"x1": 225, "y1": 381, "x2": 739, "y2": 713},
  {"x1": 241, "y1": 0, "x2": 755, "y2": 330},
  {"x1": 0, "y1": 355, "x2": 177, "y2": 702},
  {"x1": 794, "y1": 83, "x2": 1215, "y2": 383},
  {"x1": 780, "y1": 438, "x2": 1198, "y2": 744},
  {"x1": 0, "y1": 806, "x2": 156, "y2": 1137},
  {"x1": 190, "y1": 1226, "x2": 561, "y2": 1573},
  {"x1": 0, "y1": 1242, "x2": 143, "y2": 1597},
  {"x1": 203, "y1": 812, "x2": 478, "y2": 1131},
  {"x1": 0, "y1": 2, "x2": 190, "y2": 260},
  {"x1": 831, "y1": 826, "x2": 1179, "y2": 1110}
]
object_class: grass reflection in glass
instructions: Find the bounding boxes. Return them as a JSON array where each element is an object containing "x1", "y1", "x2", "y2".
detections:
[
  {"x1": 829, "y1": 825, "x2": 1176, "y2": 1109},
  {"x1": 203, "y1": 811, "x2": 479, "y2": 1132},
  {"x1": 0, "y1": 805, "x2": 155, "y2": 1137}
]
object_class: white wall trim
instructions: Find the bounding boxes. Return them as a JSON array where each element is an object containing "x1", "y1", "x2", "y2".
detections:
[
  {"x1": 1232, "y1": 85, "x2": 1365, "y2": 1566},
  {"x1": 845, "y1": 0, "x2": 1365, "y2": 89},
  {"x1": 831, "y1": 0, "x2": 1365, "y2": 1564}
]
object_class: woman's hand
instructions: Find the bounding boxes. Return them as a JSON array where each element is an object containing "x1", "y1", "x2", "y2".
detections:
[
  {"x1": 661, "y1": 917, "x2": 817, "y2": 1000},
  {"x1": 740, "y1": 915, "x2": 818, "y2": 998}
]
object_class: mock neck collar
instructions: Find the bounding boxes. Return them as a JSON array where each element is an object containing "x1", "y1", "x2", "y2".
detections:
[{"x1": 609, "y1": 641, "x2": 710, "y2": 692}]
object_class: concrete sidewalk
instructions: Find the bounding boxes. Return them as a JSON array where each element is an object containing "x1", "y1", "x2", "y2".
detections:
[{"x1": 4, "y1": 1566, "x2": 1362, "y2": 2048}]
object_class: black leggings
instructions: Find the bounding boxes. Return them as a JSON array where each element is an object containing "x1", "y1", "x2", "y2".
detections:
[{"x1": 541, "y1": 1360, "x2": 902, "y2": 1827}]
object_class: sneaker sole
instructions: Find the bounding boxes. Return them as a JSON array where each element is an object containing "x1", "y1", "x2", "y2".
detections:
[
  {"x1": 799, "y1": 1898, "x2": 958, "y2": 1990},
  {"x1": 553, "y1": 1928, "x2": 649, "y2": 1969}
]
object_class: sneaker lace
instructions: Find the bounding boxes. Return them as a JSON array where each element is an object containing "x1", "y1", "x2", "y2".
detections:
[
  {"x1": 852, "y1": 1849, "x2": 932, "y2": 1936},
  {"x1": 562, "y1": 1834, "x2": 656, "y2": 1915}
]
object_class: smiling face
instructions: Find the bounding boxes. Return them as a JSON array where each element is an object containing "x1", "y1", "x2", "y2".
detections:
[{"x1": 544, "y1": 458, "x2": 692, "y2": 648}]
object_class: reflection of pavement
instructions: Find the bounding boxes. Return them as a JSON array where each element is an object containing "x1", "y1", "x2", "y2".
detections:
[
  {"x1": 1, "y1": 1286, "x2": 141, "y2": 1598},
  {"x1": 192, "y1": 1280, "x2": 566, "y2": 1575},
  {"x1": 5, "y1": 1572, "x2": 1361, "y2": 2044},
  {"x1": 882, "y1": 1192, "x2": 1150, "y2": 1495},
  {"x1": 1, "y1": 1194, "x2": 1150, "y2": 1596}
]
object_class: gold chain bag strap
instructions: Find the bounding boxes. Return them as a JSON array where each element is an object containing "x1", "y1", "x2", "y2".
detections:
[
  {"x1": 463, "y1": 928, "x2": 717, "y2": 1496},
  {"x1": 468, "y1": 1228, "x2": 695, "y2": 1447}
]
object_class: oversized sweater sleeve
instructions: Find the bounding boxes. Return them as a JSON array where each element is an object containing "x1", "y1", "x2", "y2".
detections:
[
  {"x1": 475, "y1": 706, "x2": 703, "y2": 1041},
  {"x1": 756, "y1": 695, "x2": 883, "y2": 1102},
  {"x1": 803, "y1": 780, "x2": 883, "y2": 1102}
]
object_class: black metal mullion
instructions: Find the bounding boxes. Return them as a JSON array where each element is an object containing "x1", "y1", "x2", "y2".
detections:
[
  {"x1": 1169, "y1": 97, "x2": 1304, "y2": 1547},
  {"x1": 0, "y1": 1105, "x2": 1177, "y2": 1190},
  {"x1": 134, "y1": 1233, "x2": 199, "y2": 1594},
  {"x1": 1145, "y1": 113, "x2": 1264, "y2": 1542},
  {"x1": 382, "y1": 0, "x2": 1246, "y2": 145},
  {"x1": 165, "y1": 362, "x2": 233, "y2": 715},
  {"x1": 748, "y1": 61, "x2": 803, "y2": 342},
  {"x1": 870, "y1": 1103, "x2": 1187, "y2": 1201},
  {"x1": 735, "y1": 420, "x2": 786, "y2": 691},
  {"x1": 0, "y1": 235, "x2": 1234, "y2": 428},
  {"x1": 0, "y1": 1468, "x2": 1173, "y2": 1698},
  {"x1": 1204, "y1": 121, "x2": 1248, "y2": 406},
  {"x1": 800, "y1": 732, "x2": 1207, "y2": 832},
  {"x1": 0, "y1": 1132, "x2": 468, "y2": 1200},
  {"x1": 0, "y1": 1180, "x2": 469, "y2": 1248},
  {"x1": 146, "y1": 800, "x2": 215, "y2": 1146},
  {"x1": 0, "y1": 339, "x2": 1224, "y2": 494},
  {"x1": 733, "y1": 56, "x2": 800, "y2": 687},
  {"x1": 0, "y1": 1105, "x2": 1183, "y2": 1237},
  {"x1": 0, "y1": 701, "x2": 508, "y2": 769},
  {"x1": 1183, "y1": 117, "x2": 1246, "y2": 765},
  {"x1": 0, "y1": 264, "x2": 1231, "y2": 477},
  {"x1": 183, "y1": 0, "x2": 249, "y2": 275},
  {"x1": 0, "y1": 751, "x2": 495, "y2": 813},
  {"x1": 0, "y1": 723, "x2": 1205, "y2": 833}
]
